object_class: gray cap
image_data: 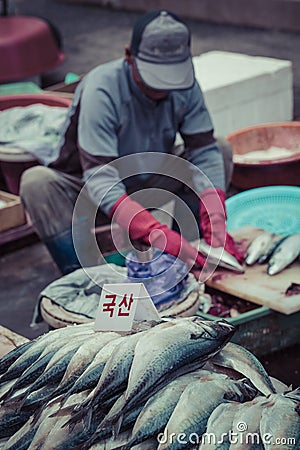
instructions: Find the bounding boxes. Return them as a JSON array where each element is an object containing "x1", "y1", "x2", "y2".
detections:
[{"x1": 134, "y1": 11, "x2": 195, "y2": 90}]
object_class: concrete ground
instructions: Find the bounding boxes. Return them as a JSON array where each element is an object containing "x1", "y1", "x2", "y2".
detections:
[{"x1": 0, "y1": 1, "x2": 299, "y2": 384}]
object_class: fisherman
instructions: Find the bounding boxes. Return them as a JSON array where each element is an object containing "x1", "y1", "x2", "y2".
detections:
[{"x1": 20, "y1": 9, "x2": 244, "y2": 275}]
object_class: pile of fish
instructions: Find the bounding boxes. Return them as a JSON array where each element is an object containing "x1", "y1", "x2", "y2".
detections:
[
  {"x1": 0, "y1": 317, "x2": 299, "y2": 449},
  {"x1": 245, "y1": 231, "x2": 300, "y2": 275}
]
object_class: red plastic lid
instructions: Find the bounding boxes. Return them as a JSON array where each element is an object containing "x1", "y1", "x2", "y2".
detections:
[{"x1": 0, "y1": 16, "x2": 65, "y2": 82}]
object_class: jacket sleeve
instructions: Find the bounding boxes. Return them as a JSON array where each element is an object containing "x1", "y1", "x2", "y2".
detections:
[{"x1": 77, "y1": 85, "x2": 126, "y2": 216}]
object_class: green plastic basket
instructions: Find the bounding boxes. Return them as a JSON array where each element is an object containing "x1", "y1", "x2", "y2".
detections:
[{"x1": 226, "y1": 185, "x2": 300, "y2": 235}]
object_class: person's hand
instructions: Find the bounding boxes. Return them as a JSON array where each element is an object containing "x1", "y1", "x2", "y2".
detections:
[
  {"x1": 110, "y1": 194, "x2": 206, "y2": 268},
  {"x1": 199, "y1": 187, "x2": 244, "y2": 264}
]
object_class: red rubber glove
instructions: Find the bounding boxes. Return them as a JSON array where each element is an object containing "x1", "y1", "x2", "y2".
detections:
[
  {"x1": 199, "y1": 188, "x2": 244, "y2": 264},
  {"x1": 110, "y1": 194, "x2": 206, "y2": 268}
]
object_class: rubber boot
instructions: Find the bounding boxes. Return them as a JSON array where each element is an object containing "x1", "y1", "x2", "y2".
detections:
[{"x1": 44, "y1": 228, "x2": 81, "y2": 275}]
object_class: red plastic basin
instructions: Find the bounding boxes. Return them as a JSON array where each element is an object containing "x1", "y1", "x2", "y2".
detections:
[{"x1": 227, "y1": 122, "x2": 300, "y2": 190}]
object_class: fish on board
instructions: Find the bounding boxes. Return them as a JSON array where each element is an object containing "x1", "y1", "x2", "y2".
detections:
[
  {"x1": 268, "y1": 232, "x2": 300, "y2": 275},
  {"x1": 198, "y1": 240, "x2": 245, "y2": 273},
  {"x1": 257, "y1": 234, "x2": 285, "y2": 264},
  {"x1": 245, "y1": 232, "x2": 276, "y2": 266}
]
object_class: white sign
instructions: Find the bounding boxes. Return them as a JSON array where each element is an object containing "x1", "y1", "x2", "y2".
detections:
[{"x1": 94, "y1": 283, "x2": 160, "y2": 332}]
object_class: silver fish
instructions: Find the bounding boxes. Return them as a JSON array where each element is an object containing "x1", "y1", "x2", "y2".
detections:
[
  {"x1": 198, "y1": 240, "x2": 244, "y2": 273},
  {"x1": 119, "y1": 371, "x2": 212, "y2": 450},
  {"x1": 2, "y1": 392, "x2": 79, "y2": 450},
  {"x1": 268, "y1": 232, "x2": 300, "y2": 275},
  {"x1": 74, "y1": 330, "x2": 148, "y2": 414},
  {"x1": 230, "y1": 397, "x2": 267, "y2": 449},
  {"x1": 210, "y1": 342, "x2": 276, "y2": 396},
  {"x1": 257, "y1": 234, "x2": 285, "y2": 264},
  {"x1": 45, "y1": 331, "x2": 120, "y2": 401},
  {"x1": 0, "y1": 324, "x2": 94, "y2": 385},
  {"x1": 22, "y1": 333, "x2": 94, "y2": 399},
  {"x1": 59, "y1": 336, "x2": 125, "y2": 402},
  {"x1": 200, "y1": 401, "x2": 242, "y2": 450},
  {"x1": 0, "y1": 341, "x2": 32, "y2": 377},
  {"x1": 245, "y1": 232, "x2": 275, "y2": 266},
  {"x1": 158, "y1": 375, "x2": 256, "y2": 450},
  {"x1": 99, "y1": 317, "x2": 235, "y2": 432},
  {"x1": 27, "y1": 391, "x2": 88, "y2": 450},
  {"x1": 259, "y1": 392, "x2": 300, "y2": 449}
]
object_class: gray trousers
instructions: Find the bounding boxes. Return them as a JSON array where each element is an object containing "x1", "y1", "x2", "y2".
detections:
[{"x1": 20, "y1": 139, "x2": 233, "y2": 265}]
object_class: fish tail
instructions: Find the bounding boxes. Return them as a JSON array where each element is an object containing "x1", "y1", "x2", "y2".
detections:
[
  {"x1": 62, "y1": 407, "x2": 87, "y2": 431},
  {"x1": 0, "y1": 385, "x2": 16, "y2": 403},
  {"x1": 82, "y1": 406, "x2": 93, "y2": 432},
  {"x1": 73, "y1": 397, "x2": 89, "y2": 413},
  {"x1": 49, "y1": 404, "x2": 75, "y2": 419},
  {"x1": 31, "y1": 407, "x2": 44, "y2": 427},
  {"x1": 16, "y1": 390, "x2": 31, "y2": 412}
]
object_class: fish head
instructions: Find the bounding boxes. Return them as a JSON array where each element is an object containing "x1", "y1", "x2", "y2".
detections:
[{"x1": 189, "y1": 317, "x2": 236, "y2": 347}]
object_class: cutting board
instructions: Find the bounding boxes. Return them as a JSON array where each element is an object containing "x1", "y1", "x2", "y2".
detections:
[{"x1": 204, "y1": 226, "x2": 300, "y2": 315}]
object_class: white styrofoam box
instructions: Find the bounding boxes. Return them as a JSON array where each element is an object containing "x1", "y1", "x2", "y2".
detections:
[{"x1": 192, "y1": 51, "x2": 293, "y2": 137}]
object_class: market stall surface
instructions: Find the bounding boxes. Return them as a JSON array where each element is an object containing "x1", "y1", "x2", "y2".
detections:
[{"x1": 0, "y1": 2, "x2": 299, "y2": 387}]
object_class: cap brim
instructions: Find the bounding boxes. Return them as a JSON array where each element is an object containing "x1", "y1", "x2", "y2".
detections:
[{"x1": 135, "y1": 57, "x2": 195, "y2": 91}]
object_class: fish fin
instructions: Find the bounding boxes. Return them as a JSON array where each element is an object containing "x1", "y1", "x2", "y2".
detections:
[
  {"x1": 110, "y1": 445, "x2": 128, "y2": 450},
  {"x1": 50, "y1": 404, "x2": 75, "y2": 419},
  {"x1": 0, "y1": 386, "x2": 15, "y2": 403},
  {"x1": 31, "y1": 407, "x2": 44, "y2": 427},
  {"x1": 190, "y1": 332, "x2": 205, "y2": 340},
  {"x1": 73, "y1": 397, "x2": 89, "y2": 413},
  {"x1": 112, "y1": 414, "x2": 123, "y2": 439},
  {"x1": 62, "y1": 408, "x2": 86, "y2": 431},
  {"x1": 16, "y1": 390, "x2": 32, "y2": 412},
  {"x1": 260, "y1": 400, "x2": 276, "y2": 407},
  {"x1": 0, "y1": 388, "x2": 25, "y2": 407}
]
